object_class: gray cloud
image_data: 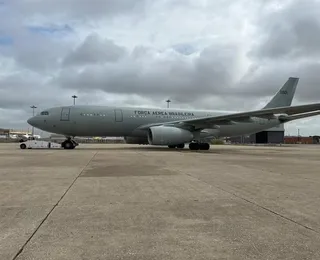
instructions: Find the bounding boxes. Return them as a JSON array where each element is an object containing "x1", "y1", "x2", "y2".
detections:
[
  {"x1": 10, "y1": 0, "x2": 146, "y2": 21},
  {"x1": 55, "y1": 41, "x2": 241, "y2": 104},
  {"x1": 0, "y1": 72, "x2": 68, "y2": 110},
  {"x1": 239, "y1": 61, "x2": 320, "y2": 103},
  {"x1": 0, "y1": 23, "x2": 73, "y2": 73},
  {"x1": 63, "y1": 33, "x2": 127, "y2": 66},
  {"x1": 250, "y1": 0, "x2": 320, "y2": 60},
  {"x1": 1, "y1": 0, "x2": 320, "y2": 136}
]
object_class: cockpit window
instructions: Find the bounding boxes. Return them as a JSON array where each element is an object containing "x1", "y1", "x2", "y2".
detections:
[{"x1": 40, "y1": 111, "x2": 49, "y2": 115}]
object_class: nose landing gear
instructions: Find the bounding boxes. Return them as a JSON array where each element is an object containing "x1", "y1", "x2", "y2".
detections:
[{"x1": 61, "y1": 137, "x2": 79, "y2": 149}]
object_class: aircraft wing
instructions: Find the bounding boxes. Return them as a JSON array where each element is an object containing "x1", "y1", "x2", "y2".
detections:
[
  {"x1": 279, "y1": 110, "x2": 320, "y2": 122},
  {"x1": 137, "y1": 103, "x2": 320, "y2": 130}
]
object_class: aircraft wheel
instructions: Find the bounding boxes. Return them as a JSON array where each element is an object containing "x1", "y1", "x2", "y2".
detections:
[
  {"x1": 20, "y1": 143, "x2": 26, "y2": 149},
  {"x1": 176, "y1": 143, "x2": 185, "y2": 149},
  {"x1": 63, "y1": 141, "x2": 75, "y2": 149},
  {"x1": 189, "y1": 142, "x2": 199, "y2": 150},
  {"x1": 199, "y1": 143, "x2": 210, "y2": 150}
]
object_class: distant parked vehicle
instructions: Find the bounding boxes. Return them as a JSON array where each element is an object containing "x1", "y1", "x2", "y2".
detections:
[{"x1": 19, "y1": 139, "x2": 61, "y2": 149}]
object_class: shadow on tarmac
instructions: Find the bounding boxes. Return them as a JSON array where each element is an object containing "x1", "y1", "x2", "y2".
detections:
[{"x1": 73, "y1": 144, "x2": 261, "y2": 155}]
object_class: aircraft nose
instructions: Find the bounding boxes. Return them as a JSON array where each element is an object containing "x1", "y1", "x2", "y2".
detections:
[{"x1": 27, "y1": 116, "x2": 36, "y2": 126}]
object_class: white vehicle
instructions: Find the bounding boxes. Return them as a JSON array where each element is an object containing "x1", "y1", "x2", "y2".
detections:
[{"x1": 19, "y1": 139, "x2": 61, "y2": 149}]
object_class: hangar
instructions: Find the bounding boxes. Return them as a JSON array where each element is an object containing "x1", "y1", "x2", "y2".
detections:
[
  {"x1": 229, "y1": 124, "x2": 285, "y2": 144},
  {"x1": 250, "y1": 124, "x2": 284, "y2": 144}
]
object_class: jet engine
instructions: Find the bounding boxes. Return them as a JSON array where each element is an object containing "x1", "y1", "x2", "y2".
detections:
[
  {"x1": 124, "y1": 136, "x2": 149, "y2": 144},
  {"x1": 147, "y1": 126, "x2": 194, "y2": 145}
]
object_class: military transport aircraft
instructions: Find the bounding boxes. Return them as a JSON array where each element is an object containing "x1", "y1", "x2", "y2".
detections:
[{"x1": 27, "y1": 77, "x2": 320, "y2": 150}]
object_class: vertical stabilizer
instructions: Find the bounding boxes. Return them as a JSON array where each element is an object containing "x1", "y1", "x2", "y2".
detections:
[{"x1": 263, "y1": 77, "x2": 299, "y2": 109}]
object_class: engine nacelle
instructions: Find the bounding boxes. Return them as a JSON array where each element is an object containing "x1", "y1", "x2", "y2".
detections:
[
  {"x1": 124, "y1": 136, "x2": 149, "y2": 144},
  {"x1": 147, "y1": 126, "x2": 194, "y2": 145}
]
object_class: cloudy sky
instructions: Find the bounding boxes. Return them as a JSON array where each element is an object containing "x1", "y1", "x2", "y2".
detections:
[{"x1": 1, "y1": 0, "x2": 320, "y2": 136}]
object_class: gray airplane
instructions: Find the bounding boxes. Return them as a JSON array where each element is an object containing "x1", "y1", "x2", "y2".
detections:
[{"x1": 27, "y1": 77, "x2": 320, "y2": 150}]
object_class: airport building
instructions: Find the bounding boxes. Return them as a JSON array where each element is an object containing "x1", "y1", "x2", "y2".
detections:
[
  {"x1": 284, "y1": 136, "x2": 320, "y2": 144},
  {"x1": 229, "y1": 125, "x2": 320, "y2": 144},
  {"x1": 229, "y1": 124, "x2": 285, "y2": 144},
  {"x1": 0, "y1": 128, "x2": 31, "y2": 137},
  {"x1": 249, "y1": 124, "x2": 285, "y2": 144}
]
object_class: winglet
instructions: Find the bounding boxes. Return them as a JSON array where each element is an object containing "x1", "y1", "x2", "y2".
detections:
[{"x1": 263, "y1": 77, "x2": 299, "y2": 109}]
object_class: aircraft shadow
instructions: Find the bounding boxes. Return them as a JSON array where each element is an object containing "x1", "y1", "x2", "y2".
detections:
[
  {"x1": 74, "y1": 144, "x2": 296, "y2": 155},
  {"x1": 75, "y1": 145, "x2": 237, "y2": 154}
]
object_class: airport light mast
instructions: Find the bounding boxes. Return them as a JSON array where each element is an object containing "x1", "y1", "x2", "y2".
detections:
[
  {"x1": 72, "y1": 95, "x2": 78, "y2": 106},
  {"x1": 166, "y1": 99, "x2": 171, "y2": 108},
  {"x1": 30, "y1": 105, "x2": 37, "y2": 136}
]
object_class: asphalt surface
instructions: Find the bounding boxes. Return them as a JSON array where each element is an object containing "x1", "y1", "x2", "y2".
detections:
[{"x1": 1, "y1": 143, "x2": 320, "y2": 260}]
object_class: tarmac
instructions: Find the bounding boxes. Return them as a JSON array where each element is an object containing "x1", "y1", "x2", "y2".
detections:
[{"x1": 1, "y1": 143, "x2": 320, "y2": 260}]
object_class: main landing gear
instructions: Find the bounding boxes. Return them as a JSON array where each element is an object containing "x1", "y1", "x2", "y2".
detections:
[
  {"x1": 61, "y1": 137, "x2": 79, "y2": 149},
  {"x1": 189, "y1": 142, "x2": 210, "y2": 150},
  {"x1": 167, "y1": 142, "x2": 210, "y2": 150}
]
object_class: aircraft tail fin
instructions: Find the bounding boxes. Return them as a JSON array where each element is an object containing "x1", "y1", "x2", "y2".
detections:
[{"x1": 262, "y1": 77, "x2": 299, "y2": 109}]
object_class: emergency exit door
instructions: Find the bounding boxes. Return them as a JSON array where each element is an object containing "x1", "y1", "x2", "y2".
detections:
[
  {"x1": 60, "y1": 108, "x2": 70, "y2": 121},
  {"x1": 114, "y1": 109, "x2": 123, "y2": 122}
]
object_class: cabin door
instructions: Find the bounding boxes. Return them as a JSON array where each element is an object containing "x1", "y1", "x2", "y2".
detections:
[
  {"x1": 114, "y1": 109, "x2": 123, "y2": 122},
  {"x1": 60, "y1": 108, "x2": 70, "y2": 121}
]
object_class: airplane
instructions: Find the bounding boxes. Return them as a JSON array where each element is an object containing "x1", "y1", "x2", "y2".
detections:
[{"x1": 27, "y1": 77, "x2": 320, "y2": 150}]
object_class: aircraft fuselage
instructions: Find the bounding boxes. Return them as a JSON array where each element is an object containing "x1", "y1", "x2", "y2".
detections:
[{"x1": 28, "y1": 105, "x2": 282, "y2": 139}]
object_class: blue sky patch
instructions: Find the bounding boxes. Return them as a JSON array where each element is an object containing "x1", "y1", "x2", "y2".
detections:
[
  {"x1": 0, "y1": 35, "x2": 13, "y2": 45},
  {"x1": 28, "y1": 24, "x2": 73, "y2": 37},
  {"x1": 172, "y1": 43, "x2": 197, "y2": 55}
]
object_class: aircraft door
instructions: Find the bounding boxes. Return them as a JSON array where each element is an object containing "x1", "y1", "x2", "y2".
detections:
[
  {"x1": 60, "y1": 108, "x2": 71, "y2": 121},
  {"x1": 114, "y1": 109, "x2": 123, "y2": 122}
]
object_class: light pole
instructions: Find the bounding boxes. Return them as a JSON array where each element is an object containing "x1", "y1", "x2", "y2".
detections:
[
  {"x1": 72, "y1": 95, "x2": 78, "y2": 105},
  {"x1": 30, "y1": 105, "x2": 37, "y2": 135},
  {"x1": 166, "y1": 99, "x2": 171, "y2": 108}
]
